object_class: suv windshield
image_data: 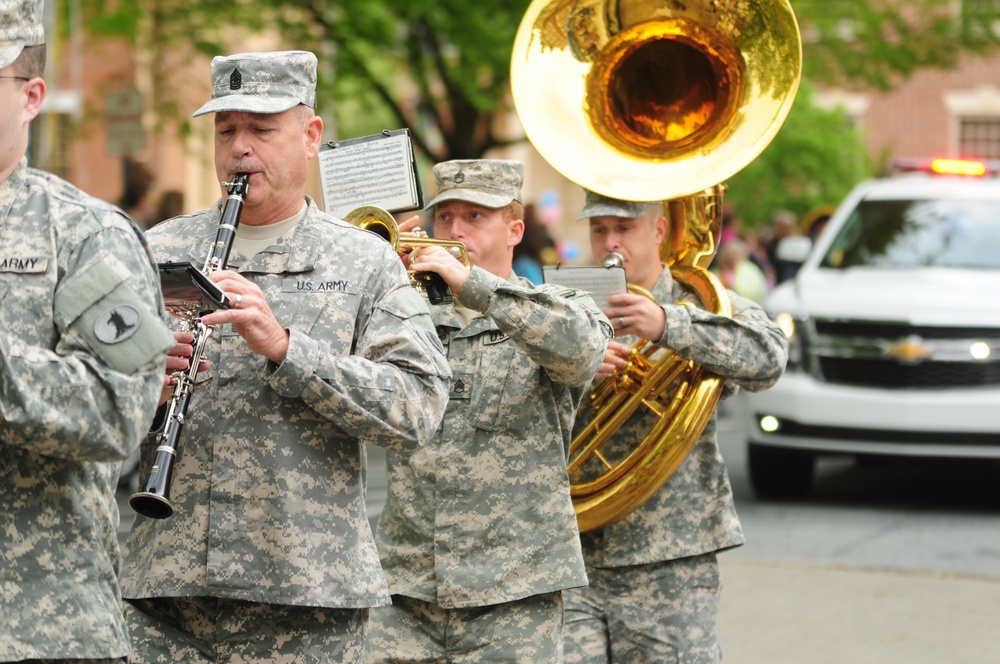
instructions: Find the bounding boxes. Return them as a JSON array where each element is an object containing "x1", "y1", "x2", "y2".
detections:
[{"x1": 820, "y1": 198, "x2": 1000, "y2": 270}]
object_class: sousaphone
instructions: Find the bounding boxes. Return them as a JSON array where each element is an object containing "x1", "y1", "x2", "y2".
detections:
[{"x1": 511, "y1": 0, "x2": 801, "y2": 531}]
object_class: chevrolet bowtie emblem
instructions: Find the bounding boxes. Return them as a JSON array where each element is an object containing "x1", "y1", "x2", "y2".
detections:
[{"x1": 886, "y1": 336, "x2": 932, "y2": 363}]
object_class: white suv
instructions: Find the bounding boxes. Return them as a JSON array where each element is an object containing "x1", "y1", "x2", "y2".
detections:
[{"x1": 744, "y1": 159, "x2": 1000, "y2": 499}]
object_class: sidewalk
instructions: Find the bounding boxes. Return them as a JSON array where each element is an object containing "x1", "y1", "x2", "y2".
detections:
[{"x1": 718, "y1": 556, "x2": 1000, "y2": 663}]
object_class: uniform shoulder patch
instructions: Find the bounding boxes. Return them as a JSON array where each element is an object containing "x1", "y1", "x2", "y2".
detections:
[{"x1": 94, "y1": 305, "x2": 141, "y2": 344}]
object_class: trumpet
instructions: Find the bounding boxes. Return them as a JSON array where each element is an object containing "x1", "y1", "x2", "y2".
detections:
[
  {"x1": 345, "y1": 205, "x2": 470, "y2": 304},
  {"x1": 129, "y1": 173, "x2": 250, "y2": 519}
]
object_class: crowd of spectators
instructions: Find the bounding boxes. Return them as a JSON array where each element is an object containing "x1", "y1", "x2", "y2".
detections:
[{"x1": 710, "y1": 203, "x2": 828, "y2": 304}]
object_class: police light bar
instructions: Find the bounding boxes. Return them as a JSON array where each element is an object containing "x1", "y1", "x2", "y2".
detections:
[
  {"x1": 890, "y1": 157, "x2": 999, "y2": 177},
  {"x1": 930, "y1": 159, "x2": 986, "y2": 176}
]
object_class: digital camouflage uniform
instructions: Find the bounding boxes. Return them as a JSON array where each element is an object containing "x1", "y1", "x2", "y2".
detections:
[
  {"x1": 120, "y1": 48, "x2": 450, "y2": 663},
  {"x1": 120, "y1": 197, "x2": 451, "y2": 662},
  {"x1": 369, "y1": 159, "x2": 613, "y2": 663},
  {"x1": 564, "y1": 264, "x2": 788, "y2": 664},
  {"x1": 0, "y1": 158, "x2": 174, "y2": 661},
  {"x1": 371, "y1": 267, "x2": 612, "y2": 662}
]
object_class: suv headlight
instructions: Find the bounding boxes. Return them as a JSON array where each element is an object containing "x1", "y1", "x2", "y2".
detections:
[{"x1": 774, "y1": 311, "x2": 806, "y2": 371}]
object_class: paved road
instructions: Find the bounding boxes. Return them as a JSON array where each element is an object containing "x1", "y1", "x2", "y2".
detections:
[
  {"x1": 716, "y1": 397, "x2": 1000, "y2": 663},
  {"x1": 117, "y1": 395, "x2": 1000, "y2": 663}
]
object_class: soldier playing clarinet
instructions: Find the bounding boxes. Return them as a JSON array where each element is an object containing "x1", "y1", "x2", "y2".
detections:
[{"x1": 120, "y1": 50, "x2": 451, "y2": 664}]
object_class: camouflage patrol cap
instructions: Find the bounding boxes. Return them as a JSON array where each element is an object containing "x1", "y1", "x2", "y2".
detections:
[
  {"x1": 425, "y1": 159, "x2": 524, "y2": 210},
  {"x1": 577, "y1": 189, "x2": 655, "y2": 221},
  {"x1": 0, "y1": 0, "x2": 44, "y2": 71},
  {"x1": 192, "y1": 50, "x2": 317, "y2": 118}
]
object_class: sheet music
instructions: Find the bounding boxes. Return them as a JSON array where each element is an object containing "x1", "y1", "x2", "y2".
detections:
[
  {"x1": 319, "y1": 130, "x2": 421, "y2": 219},
  {"x1": 543, "y1": 265, "x2": 627, "y2": 309},
  {"x1": 158, "y1": 262, "x2": 229, "y2": 315}
]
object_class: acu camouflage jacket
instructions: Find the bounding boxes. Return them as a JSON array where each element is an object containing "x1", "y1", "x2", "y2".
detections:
[{"x1": 121, "y1": 197, "x2": 451, "y2": 609}]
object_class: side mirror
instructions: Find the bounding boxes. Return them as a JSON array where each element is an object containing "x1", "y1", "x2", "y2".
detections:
[{"x1": 775, "y1": 236, "x2": 813, "y2": 264}]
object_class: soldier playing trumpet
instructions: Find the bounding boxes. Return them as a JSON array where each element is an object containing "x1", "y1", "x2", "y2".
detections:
[{"x1": 367, "y1": 159, "x2": 612, "y2": 663}]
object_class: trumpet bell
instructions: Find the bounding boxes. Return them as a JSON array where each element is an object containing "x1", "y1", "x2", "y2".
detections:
[
  {"x1": 344, "y1": 205, "x2": 400, "y2": 246},
  {"x1": 344, "y1": 205, "x2": 471, "y2": 305},
  {"x1": 511, "y1": 0, "x2": 801, "y2": 202}
]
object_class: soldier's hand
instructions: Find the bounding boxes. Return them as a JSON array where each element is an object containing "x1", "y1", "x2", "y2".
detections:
[
  {"x1": 408, "y1": 245, "x2": 471, "y2": 297},
  {"x1": 595, "y1": 340, "x2": 629, "y2": 381},
  {"x1": 396, "y1": 215, "x2": 423, "y2": 235},
  {"x1": 603, "y1": 291, "x2": 666, "y2": 342},
  {"x1": 397, "y1": 215, "x2": 428, "y2": 270},
  {"x1": 160, "y1": 330, "x2": 212, "y2": 406},
  {"x1": 202, "y1": 270, "x2": 290, "y2": 364}
]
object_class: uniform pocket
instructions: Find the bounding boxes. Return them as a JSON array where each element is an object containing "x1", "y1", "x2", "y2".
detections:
[{"x1": 468, "y1": 340, "x2": 536, "y2": 434}]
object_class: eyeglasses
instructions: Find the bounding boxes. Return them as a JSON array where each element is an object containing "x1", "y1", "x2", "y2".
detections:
[{"x1": 0, "y1": 76, "x2": 29, "y2": 82}]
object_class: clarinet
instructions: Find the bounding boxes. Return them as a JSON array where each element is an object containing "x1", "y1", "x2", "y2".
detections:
[{"x1": 129, "y1": 174, "x2": 250, "y2": 519}]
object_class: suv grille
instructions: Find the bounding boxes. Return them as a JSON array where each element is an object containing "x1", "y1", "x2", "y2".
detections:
[
  {"x1": 807, "y1": 320, "x2": 1000, "y2": 389},
  {"x1": 818, "y1": 357, "x2": 1000, "y2": 388}
]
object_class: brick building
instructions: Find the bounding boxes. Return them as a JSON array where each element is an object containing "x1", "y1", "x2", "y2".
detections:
[
  {"x1": 30, "y1": 5, "x2": 1000, "y2": 249},
  {"x1": 818, "y1": 53, "x2": 1000, "y2": 170}
]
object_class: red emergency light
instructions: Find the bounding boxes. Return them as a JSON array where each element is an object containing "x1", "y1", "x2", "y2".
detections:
[{"x1": 890, "y1": 157, "x2": 997, "y2": 177}]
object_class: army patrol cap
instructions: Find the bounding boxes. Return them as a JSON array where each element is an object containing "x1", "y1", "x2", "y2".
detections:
[
  {"x1": 577, "y1": 189, "x2": 654, "y2": 220},
  {"x1": 193, "y1": 50, "x2": 317, "y2": 118},
  {"x1": 0, "y1": 0, "x2": 44, "y2": 71},
  {"x1": 425, "y1": 159, "x2": 524, "y2": 210}
]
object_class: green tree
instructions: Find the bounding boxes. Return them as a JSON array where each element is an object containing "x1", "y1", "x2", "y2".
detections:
[
  {"x1": 795, "y1": 0, "x2": 1000, "y2": 90},
  {"x1": 723, "y1": 81, "x2": 873, "y2": 229},
  {"x1": 81, "y1": 0, "x2": 1000, "y2": 162},
  {"x1": 83, "y1": 0, "x2": 529, "y2": 162}
]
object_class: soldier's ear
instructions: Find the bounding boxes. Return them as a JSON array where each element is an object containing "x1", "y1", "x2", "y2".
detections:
[
  {"x1": 508, "y1": 218, "x2": 524, "y2": 249},
  {"x1": 652, "y1": 212, "x2": 668, "y2": 246},
  {"x1": 22, "y1": 76, "x2": 46, "y2": 124},
  {"x1": 303, "y1": 112, "x2": 323, "y2": 158}
]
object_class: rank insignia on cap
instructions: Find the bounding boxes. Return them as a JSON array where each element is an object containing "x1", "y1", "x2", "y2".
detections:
[
  {"x1": 193, "y1": 50, "x2": 318, "y2": 117},
  {"x1": 424, "y1": 159, "x2": 524, "y2": 210},
  {"x1": 95, "y1": 306, "x2": 140, "y2": 344}
]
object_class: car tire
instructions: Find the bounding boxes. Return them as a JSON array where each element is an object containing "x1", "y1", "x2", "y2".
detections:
[{"x1": 748, "y1": 443, "x2": 815, "y2": 500}]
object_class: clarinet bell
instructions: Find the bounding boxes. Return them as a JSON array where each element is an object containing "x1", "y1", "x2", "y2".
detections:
[{"x1": 129, "y1": 446, "x2": 178, "y2": 519}]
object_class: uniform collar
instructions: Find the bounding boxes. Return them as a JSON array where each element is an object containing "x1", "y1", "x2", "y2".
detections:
[{"x1": 192, "y1": 195, "x2": 321, "y2": 275}]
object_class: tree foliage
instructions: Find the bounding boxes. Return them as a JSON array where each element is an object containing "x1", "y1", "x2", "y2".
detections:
[
  {"x1": 82, "y1": 0, "x2": 1000, "y2": 160},
  {"x1": 795, "y1": 0, "x2": 1000, "y2": 90},
  {"x1": 79, "y1": 0, "x2": 996, "y2": 219},
  {"x1": 723, "y1": 81, "x2": 872, "y2": 229},
  {"x1": 82, "y1": 0, "x2": 528, "y2": 161}
]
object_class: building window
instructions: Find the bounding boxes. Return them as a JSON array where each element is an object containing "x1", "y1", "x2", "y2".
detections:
[
  {"x1": 958, "y1": 117, "x2": 1000, "y2": 159},
  {"x1": 27, "y1": 112, "x2": 73, "y2": 181}
]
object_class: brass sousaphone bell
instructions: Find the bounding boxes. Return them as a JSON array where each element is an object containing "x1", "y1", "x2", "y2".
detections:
[{"x1": 511, "y1": 0, "x2": 801, "y2": 531}]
